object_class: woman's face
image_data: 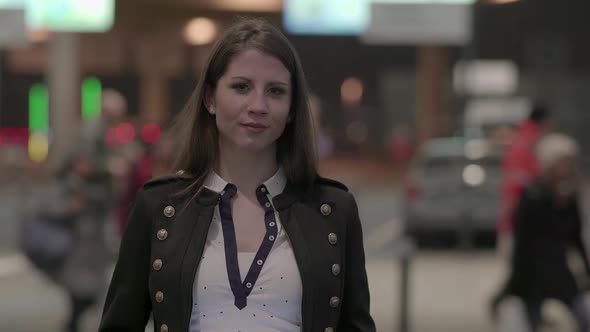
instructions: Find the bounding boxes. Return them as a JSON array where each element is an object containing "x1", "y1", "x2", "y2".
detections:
[{"x1": 207, "y1": 48, "x2": 292, "y2": 154}]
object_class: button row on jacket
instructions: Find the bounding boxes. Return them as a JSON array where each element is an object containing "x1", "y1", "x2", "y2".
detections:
[
  {"x1": 153, "y1": 259, "x2": 163, "y2": 271},
  {"x1": 320, "y1": 203, "x2": 332, "y2": 216},
  {"x1": 155, "y1": 291, "x2": 164, "y2": 303},
  {"x1": 329, "y1": 296, "x2": 340, "y2": 308},
  {"x1": 331, "y1": 263, "x2": 340, "y2": 276},
  {"x1": 163, "y1": 205, "x2": 175, "y2": 218},
  {"x1": 157, "y1": 229, "x2": 168, "y2": 241},
  {"x1": 328, "y1": 233, "x2": 338, "y2": 245}
]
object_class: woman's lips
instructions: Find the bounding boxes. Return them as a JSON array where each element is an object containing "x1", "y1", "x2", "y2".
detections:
[{"x1": 242, "y1": 123, "x2": 268, "y2": 133}]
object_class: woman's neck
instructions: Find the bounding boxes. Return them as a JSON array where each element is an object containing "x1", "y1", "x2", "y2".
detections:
[{"x1": 215, "y1": 145, "x2": 278, "y2": 196}]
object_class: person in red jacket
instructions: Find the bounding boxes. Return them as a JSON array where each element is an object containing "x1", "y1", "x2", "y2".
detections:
[
  {"x1": 490, "y1": 103, "x2": 551, "y2": 320},
  {"x1": 496, "y1": 103, "x2": 551, "y2": 257},
  {"x1": 115, "y1": 134, "x2": 175, "y2": 236}
]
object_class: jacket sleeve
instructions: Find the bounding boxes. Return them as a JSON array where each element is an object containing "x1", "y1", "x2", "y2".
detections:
[
  {"x1": 338, "y1": 193, "x2": 376, "y2": 331},
  {"x1": 99, "y1": 190, "x2": 152, "y2": 331}
]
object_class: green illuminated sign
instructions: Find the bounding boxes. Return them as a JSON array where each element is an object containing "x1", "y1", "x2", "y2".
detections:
[
  {"x1": 82, "y1": 77, "x2": 102, "y2": 120},
  {"x1": 29, "y1": 83, "x2": 48, "y2": 132}
]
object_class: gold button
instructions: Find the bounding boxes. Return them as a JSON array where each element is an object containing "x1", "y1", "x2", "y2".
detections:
[
  {"x1": 320, "y1": 203, "x2": 332, "y2": 216},
  {"x1": 325, "y1": 328, "x2": 334, "y2": 332},
  {"x1": 329, "y1": 296, "x2": 340, "y2": 308},
  {"x1": 153, "y1": 259, "x2": 163, "y2": 271},
  {"x1": 331, "y1": 264, "x2": 341, "y2": 276},
  {"x1": 160, "y1": 324, "x2": 169, "y2": 332},
  {"x1": 328, "y1": 233, "x2": 338, "y2": 245},
  {"x1": 157, "y1": 229, "x2": 168, "y2": 241},
  {"x1": 155, "y1": 291, "x2": 164, "y2": 303},
  {"x1": 163, "y1": 206, "x2": 175, "y2": 218}
]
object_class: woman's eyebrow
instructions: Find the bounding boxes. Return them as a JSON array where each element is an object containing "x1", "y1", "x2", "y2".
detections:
[{"x1": 230, "y1": 76, "x2": 290, "y2": 86}]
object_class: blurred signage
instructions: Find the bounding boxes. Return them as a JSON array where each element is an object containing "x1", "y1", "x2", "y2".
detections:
[
  {"x1": 283, "y1": 0, "x2": 369, "y2": 35},
  {"x1": 0, "y1": 0, "x2": 114, "y2": 32},
  {"x1": 361, "y1": 2, "x2": 473, "y2": 45},
  {"x1": 453, "y1": 60, "x2": 519, "y2": 96},
  {"x1": 0, "y1": 8, "x2": 27, "y2": 47},
  {"x1": 464, "y1": 97, "x2": 531, "y2": 129},
  {"x1": 283, "y1": 0, "x2": 475, "y2": 36}
]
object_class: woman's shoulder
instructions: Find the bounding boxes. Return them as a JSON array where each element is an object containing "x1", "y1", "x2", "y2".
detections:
[
  {"x1": 141, "y1": 170, "x2": 195, "y2": 195},
  {"x1": 311, "y1": 175, "x2": 355, "y2": 204},
  {"x1": 314, "y1": 175, "x2": 349, "y2": 192}
]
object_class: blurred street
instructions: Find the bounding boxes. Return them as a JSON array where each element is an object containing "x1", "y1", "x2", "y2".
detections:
[{"x1": 0, "y1": 160, "x2": 508, "y2": 332}]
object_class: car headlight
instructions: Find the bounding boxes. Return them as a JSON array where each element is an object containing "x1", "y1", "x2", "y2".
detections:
[{"x1": 463, "y1": 164, "x2": 486, "y2": 186}]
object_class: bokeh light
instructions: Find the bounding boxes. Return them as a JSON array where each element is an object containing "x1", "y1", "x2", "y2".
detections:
[
  {"x1": 341, "y1": 77, "x2": 364, "y2": 107},
  {"x1": 141, "y1": 123, "x2": 161, "y2": 144},
  {"x1": 184, "y1": 17, "x2": 217, "y2": 45},
  {"x1": 115, "y1": 122, "x2": 136, "y2": 144},
  {"x1": 28, "y1": 132, "x2": 49, "y2": 163}
]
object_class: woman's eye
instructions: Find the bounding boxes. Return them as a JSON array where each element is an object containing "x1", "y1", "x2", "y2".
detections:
[
  {"x1": 269, "y1": 87, "x2": 286, "y2": 96},
  {"x1": 232, "y1": 83, "x2": 250, "y2": 93}
]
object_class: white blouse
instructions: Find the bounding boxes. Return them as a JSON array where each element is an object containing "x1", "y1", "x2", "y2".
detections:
[{"x1": 190, "y1": 168, "x2": 303, "y2": 332}]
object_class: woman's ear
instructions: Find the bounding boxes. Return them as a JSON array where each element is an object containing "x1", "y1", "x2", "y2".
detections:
[{"x1": 204, "y1": 86, "x2": 215, "y2": 115}]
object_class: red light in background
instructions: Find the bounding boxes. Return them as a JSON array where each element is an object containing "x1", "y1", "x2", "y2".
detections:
[
  {"x1": 115, "y1": 122, "x2": 136, "y2": 144},
  {"x1": 0, "y1": 127, "x2": 30, "y2": 146},
  {"x1": 141, "y1": 123, "x2": 161, "y2": 144}
]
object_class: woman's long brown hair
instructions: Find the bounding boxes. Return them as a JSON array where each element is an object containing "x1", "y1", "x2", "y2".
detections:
[{"x1": 171, "y1": 17, "x2": 318, "y2": 198}]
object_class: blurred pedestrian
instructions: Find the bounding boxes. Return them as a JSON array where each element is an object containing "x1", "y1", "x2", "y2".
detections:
[
  {"x1": 99, "y1": 18, "x2": 375, "y2": 332},
  {"x1": 497, "y1": 103, "x2": 551, "y2": 258},
  {"x1": 491, "y1": 134, "x2": 590, "y2": 331},
  {"x1": 115, "y1": 132, "x2": 175, "y2": 236},
  {"x1": 27, "y1": 148, "x2": 109, "y2": 332}
]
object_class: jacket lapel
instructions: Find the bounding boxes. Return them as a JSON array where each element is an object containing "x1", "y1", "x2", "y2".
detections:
[
  {"x1": 274, "y1": 187, "x2": 315, "y2": 331},
  {"x1": 179, "y1": 188, "x2": 218, "y2": 330}
]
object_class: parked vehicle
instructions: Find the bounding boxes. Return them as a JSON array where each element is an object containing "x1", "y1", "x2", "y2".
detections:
[{"x1": 403, "y1": 137, "x2": 501, "y2": 247}]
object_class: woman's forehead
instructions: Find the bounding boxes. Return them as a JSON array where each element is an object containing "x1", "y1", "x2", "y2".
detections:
[{"x1": 223, "y1": 48, "x2": 290, "y2": 83}]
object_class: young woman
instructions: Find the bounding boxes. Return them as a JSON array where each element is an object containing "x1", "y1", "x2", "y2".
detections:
[{"x1": 99, "y1": 18, "x2": 376, "y2": 332}]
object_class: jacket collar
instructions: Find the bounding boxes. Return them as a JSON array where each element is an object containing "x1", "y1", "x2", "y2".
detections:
[{"x1": 202, "y1": 167, "x2": 287, "y2": 198}]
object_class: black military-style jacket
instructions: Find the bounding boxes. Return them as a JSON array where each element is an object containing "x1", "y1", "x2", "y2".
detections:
[{"x1": 99, "y1": 173, "x2": 376, "y2": 332}]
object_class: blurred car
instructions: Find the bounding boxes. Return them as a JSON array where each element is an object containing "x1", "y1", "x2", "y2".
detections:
[{"x1": 403, "y1": 137, "x2": 501, "y2": 247}]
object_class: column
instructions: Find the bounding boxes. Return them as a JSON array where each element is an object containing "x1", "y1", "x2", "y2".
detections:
[
  {"x1": 48, "y1": 32, "x2": 80, "y2": 167},
  {"x1": 415, "y1": 46, "x2": 451, "y2": 146}
]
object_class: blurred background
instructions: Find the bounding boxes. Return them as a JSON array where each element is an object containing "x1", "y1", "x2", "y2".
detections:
[{"x1": 2, "y1": 0, "x2": 590, "y2": 331}]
